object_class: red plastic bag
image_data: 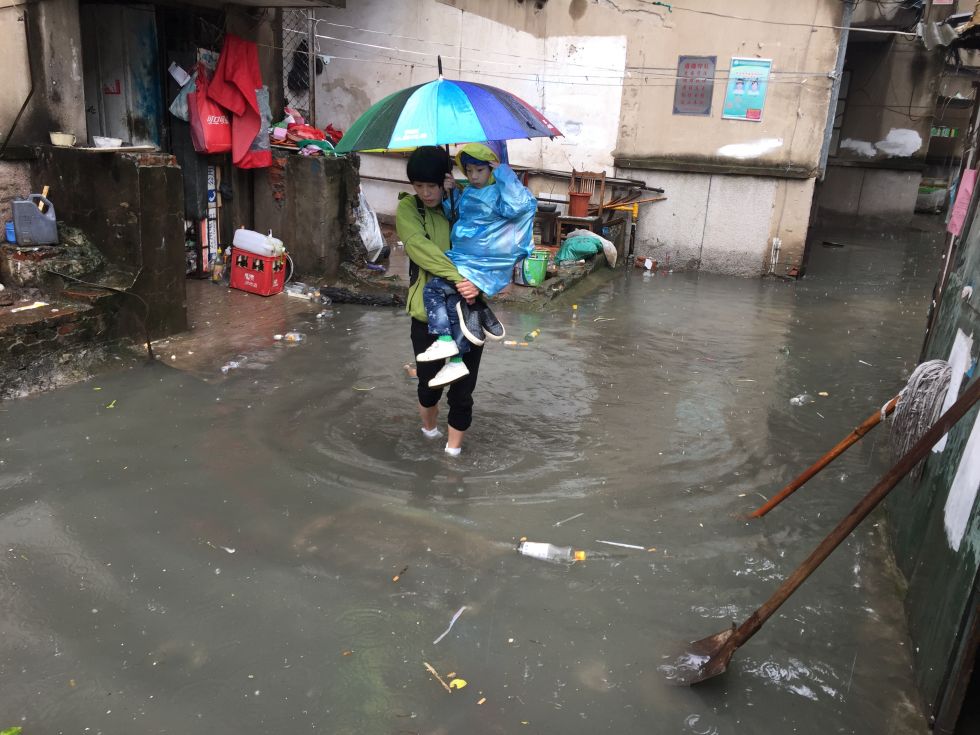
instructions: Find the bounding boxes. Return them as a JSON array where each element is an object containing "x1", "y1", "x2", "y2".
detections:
[
  {"x1": 324, "y1": 124, "x2": 344, "y2": 146},
  {"x1": 188, "y1": 64, "x2": 231, "y2": 154}
]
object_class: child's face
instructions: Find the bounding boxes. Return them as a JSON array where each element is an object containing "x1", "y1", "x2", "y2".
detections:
[{"x1": 464, "y1": 163, "x2": 492, "y2": 188}]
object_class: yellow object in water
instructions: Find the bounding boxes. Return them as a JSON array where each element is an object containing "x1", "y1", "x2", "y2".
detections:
[{"x1": 449, "y1": 678, "x2": 467, "y2": 690}]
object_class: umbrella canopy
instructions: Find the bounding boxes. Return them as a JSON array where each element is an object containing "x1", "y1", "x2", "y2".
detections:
[{"x1": 335, "y1": 77, "x2": 562, "y2": 153}]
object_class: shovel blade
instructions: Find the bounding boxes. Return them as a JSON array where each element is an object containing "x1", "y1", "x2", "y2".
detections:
[{"x1": 662, "y1": 626, "x2": 737, "y2": 686}]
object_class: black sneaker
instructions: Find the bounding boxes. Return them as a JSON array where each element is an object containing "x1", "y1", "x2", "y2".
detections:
[
  {"x1": 476, "y1": 301, "x2": 505, "y2": 341},
  {"x1": 455, "y1": 299, "x2": 486, "y2": 346}
]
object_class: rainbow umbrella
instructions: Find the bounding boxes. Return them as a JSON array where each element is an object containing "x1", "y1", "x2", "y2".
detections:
[{"x1": 335, "y1": 61, "x2": 561, "y2": 153}]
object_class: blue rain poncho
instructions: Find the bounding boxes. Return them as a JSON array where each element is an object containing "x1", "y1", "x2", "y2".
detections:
[{"x1": 443, "y1": 163, "x2": 536, "y2": 297}]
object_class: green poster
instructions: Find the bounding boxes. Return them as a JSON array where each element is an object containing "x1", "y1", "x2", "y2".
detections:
[{"x1": 722, "y1": 57, "x2": 772, "y2": 122}]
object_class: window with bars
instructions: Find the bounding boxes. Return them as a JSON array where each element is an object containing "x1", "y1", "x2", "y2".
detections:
[{"x1": 281, "y1": 9, "x2": 316, "y2": 124}]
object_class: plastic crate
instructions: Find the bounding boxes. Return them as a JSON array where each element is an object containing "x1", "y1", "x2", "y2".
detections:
[{"x1": 230, "y1": 250, "x2": 286, "y2": 296}]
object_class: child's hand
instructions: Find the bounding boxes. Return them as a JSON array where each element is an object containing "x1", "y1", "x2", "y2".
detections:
[{"x1": 489, "y1": 161, "x2": 499, "y2": 169}]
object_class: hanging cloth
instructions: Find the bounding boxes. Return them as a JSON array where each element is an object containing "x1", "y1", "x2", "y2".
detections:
[{"x1": 207, "y1": 34, "x2": 271, "y2": 169}]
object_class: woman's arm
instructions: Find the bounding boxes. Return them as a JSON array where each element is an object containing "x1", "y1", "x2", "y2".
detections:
[{"x1": 395, "y1": 196, "x2": 462, "y2": 282}]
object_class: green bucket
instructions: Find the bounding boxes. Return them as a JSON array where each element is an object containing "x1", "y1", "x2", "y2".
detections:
[{"x1": 521, "y1": 253, "x2": 549, "y2": 286}]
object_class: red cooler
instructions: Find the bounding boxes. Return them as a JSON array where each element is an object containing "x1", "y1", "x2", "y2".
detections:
[{"x1": 230, "y1": 250, "x2": 286, "y2": 296}]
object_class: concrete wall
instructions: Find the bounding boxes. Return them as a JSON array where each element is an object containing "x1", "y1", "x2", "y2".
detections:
[
  {"x1": 620, "y1": 167, "x2": 814, "y2": 275},
  {"x1": 0, "y1": 4, "x2": 32, "y2": 149},
  {"x1": 313, "y1": 0, "x2": 845, "y2": 276},
  {"x1": 254, "y1": 152, "x2": 361, "y2": 282},
  {"x1": 818, "y1": 166, "x2": 922, "y2": 222},
  {"x1": 833, "y1": 38, "x2": 940, "y2": 168},
  {"x1": 0, "y1": 160, "x2": 33, "y2": 211},
  {"x1": 31, "y1": 148, "x2": 187, "y2": 338}
]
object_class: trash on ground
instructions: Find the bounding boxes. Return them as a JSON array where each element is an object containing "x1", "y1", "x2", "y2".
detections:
[
  {"x1": 477, "y1": 697, "x2": 487, "y2": 705},
  {"x1": 318, "y1": 286, "x2": 404, "y2": 307},
  {"x1": 553, "y1": 512, "x2": 584, "y2": 527},
  {"x1": 353, "y1": 385, "x2": 375, "y2": 391},
  {"x1": 221, "y1": 359, "x2": 245, "y2": 373},
  {"x1": 392, "y1": 565, "x2": 408, "y2": 582},
  {"x1": 818, "y1": 391, "x2": 830, "y2": 397},
  {"x1": 524, "y1": 329, "x2": 540, "y2": 341},
  {"x1": 449, "y1": 678, "x2": 467, "y2": 690},
  {"x1": 423, "y1": 662, "x2": 452, "y2": 693},
  {"x1": 594, "y1": 317, "x2": 615, "y2": 322},
  {"x1": 433, "y1": 605, "x2": 467, "y2": 645},
  {"x1": 789, "y1": 393, "x2": 813, "y2": 406},
  {"x1": 595, "y1": 539, "x2": 646, "y2": 550},
  {"x1": 10, "y1": 301, "x2": 48, "y2": 312},
  {"x1": 858, "y1": 359, "x2": 873, "y2": 366},
  {"x1": 274, "y1": 332, "x2": 305, "y2": 342},
  {"x1": 316, "y1": 310, "x2": 333, "y2": 319},
  {"x1": 105, "y1": 400, "x2": 116, "y2": 409},
  {"x1": 342, "y1": 649, "x2": 354, "y2": 656},
  {"x1": 518, "y1": 541, "x2": 585, "y2": 563}
]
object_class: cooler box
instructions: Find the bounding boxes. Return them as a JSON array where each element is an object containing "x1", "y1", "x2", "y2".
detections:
[{"x1": 230, "y1": 250, "x2": 286, "y2": 296}]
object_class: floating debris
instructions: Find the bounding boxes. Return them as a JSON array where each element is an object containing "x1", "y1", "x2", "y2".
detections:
[
  {"x1": 595, "y1": 539, "x2": 646, "y2": 550},
  {"x1": 433, "y1": 605, "x2": 467, "y2": 645},
  {"x1": 423, "y1": 662, "x2": 452, "y2": 694}
]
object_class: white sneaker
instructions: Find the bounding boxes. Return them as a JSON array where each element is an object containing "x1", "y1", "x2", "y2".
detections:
[
  {"x1": 428, "y1": 360, "x2": 469, "y2": 388},
  {"x1": 421, "y1": 426, "x2": 443, "y2": 439},
  {"x1": 416, "y1": 339, "x2": 459, "y2": 362},
  {"x1": 444, "y1": 444, "x2": 461, "y2": 457}
]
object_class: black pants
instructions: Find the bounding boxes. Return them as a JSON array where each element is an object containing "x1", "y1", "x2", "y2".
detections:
[{"x1": 411, "y1": 317, "x2": 483, "y2": 432}]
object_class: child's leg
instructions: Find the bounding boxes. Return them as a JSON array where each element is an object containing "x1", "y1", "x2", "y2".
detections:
[
  {"x1": 422, "y1": 278, "x2": 455, "y2": 337},
  {"x1": 444, "y1": 290, "x2": 470, "y2": 355}
]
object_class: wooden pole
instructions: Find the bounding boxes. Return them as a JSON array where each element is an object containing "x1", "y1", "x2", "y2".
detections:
[{"x1": 749, "y1": 395, "x2": 899, "y2": 518}]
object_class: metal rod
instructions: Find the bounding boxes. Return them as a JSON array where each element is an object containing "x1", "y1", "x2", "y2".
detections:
[{"x1": 818, "y1": 0, "x2": 855, "y2": 179}]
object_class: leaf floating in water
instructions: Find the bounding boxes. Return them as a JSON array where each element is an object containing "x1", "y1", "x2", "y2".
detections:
[
  {"x1": 1, "y1": 728, "x2": 23, "y2": 735},
  {"x1": 105, "y1": 400, "x2": 116, "y2": 409},
  {"x1": 449, "y1": 678, "x2": 467, "y2": 690}
]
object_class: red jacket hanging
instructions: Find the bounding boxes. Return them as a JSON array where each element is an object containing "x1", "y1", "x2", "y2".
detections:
[{"x1": 208, "y1": 34, "x2": 271, "y2": 169}]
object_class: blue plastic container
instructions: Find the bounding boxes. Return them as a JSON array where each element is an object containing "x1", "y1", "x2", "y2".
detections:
[{"x1": 4, "y1": 220, "x2": 15, "y2": 243}]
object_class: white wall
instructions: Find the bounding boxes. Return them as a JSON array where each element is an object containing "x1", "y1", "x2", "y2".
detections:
[{"x1": 313, "y1": 0, "x2": 625, "y2": 216}]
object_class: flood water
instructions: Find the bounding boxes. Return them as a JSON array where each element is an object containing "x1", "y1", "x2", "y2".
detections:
[{"x1": 0, "y1": 226, "x2": 942, "y2": 734}]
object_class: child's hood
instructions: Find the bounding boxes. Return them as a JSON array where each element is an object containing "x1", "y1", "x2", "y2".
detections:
[{"x1": 455, "y1": 143, "x2": 499, "y2": 178}]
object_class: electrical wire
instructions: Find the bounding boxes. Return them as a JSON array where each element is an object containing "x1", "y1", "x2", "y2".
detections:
[
  {"x1": 266, "y1": 36, "x2": 838, "y2": 89},
  {"x1": 43, "y1": 268, "x2": 155, "y2": 362},
  {"x1": 638, "y1": 0, "x2": 920, "y2": 35}
]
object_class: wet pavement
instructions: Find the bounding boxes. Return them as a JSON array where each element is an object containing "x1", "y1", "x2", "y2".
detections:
[{"x1": 0, "y1": 221, "x2": 943, "y2": 734}]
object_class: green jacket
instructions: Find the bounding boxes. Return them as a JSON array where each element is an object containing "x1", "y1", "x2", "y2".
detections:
[{"x1": 395, "y1": 192, "x2": 462, "y2": 322}]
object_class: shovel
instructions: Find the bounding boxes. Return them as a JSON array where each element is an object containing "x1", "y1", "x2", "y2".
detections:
[
  {"x1": 749, "y1": 395, "x2": 899, "y2": 518},
  {"x1": 669, "y1": 376, "x2": 980, "y2": 686}
]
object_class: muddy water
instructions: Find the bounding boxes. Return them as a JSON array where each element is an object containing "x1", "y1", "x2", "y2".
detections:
[{"x1": 0, "y1": 228, "x2": 939, "y2": 734}]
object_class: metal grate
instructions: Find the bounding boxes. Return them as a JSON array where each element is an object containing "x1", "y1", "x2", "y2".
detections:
[{"x1": 281, "y1": 8, "x2": 316, "y2": 124}]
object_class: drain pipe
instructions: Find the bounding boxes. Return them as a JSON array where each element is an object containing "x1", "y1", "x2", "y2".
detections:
[
  {"x1": 0, "y1": 10, "x2": 34, "y2": 160},
  {"x1": 768, "y1": 237, "x2": 782, "y2": 275}
]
